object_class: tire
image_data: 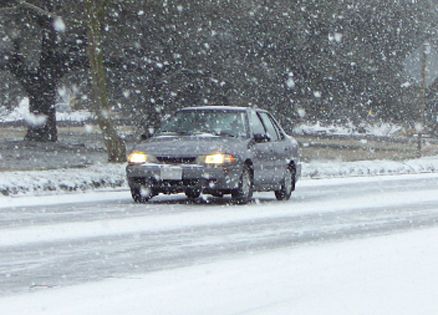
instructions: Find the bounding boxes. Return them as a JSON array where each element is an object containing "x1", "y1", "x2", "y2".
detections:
[
  {"x1": 275, "y1": 167, "x2": 294, "y2": 201},
  {"x1": 185, "y1": 189, "x2": 201, "y2": 200},
  {"x1": 211, "y1": 192, "x2": 224, "y2": 198},
  {"x1": 232, "y1": 165, "x2": 253, "y2": 204},
  {"x1": 131, "y1": 183, "x2": 154, "y2": 203}
]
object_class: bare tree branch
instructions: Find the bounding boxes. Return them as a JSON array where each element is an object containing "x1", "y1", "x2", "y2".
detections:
[
  {"x1": 0, "y1": 7, "x2": 16, "y2": 13},
  {"x1": 0, "y1": 0, "x2": 51, "y2": 17},
  {"x1": 18, "y1": 0, "x2": 52, "y2": 17}
]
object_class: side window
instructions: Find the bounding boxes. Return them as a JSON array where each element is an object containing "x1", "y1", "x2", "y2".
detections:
[
  {"x1": 269, "y1": 115, "x2": 285, "y2": 140},
  {"x1": 249, "y1": 111, "x2": 266, "y2": 135},
  {"x1": 259, "y1": 112, "x2": 279, "y2": 141}
]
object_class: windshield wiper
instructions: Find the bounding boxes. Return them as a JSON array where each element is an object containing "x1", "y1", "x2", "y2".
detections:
[
  {"x1": 158, "y1": 130, "x2": 237, "y2": 137},
  {"x1": 191, "y1": 131, "x2": 219, "y2": 137},
  {"x1": 157, "y1": 130, "x2": 191, "y2": 136}
]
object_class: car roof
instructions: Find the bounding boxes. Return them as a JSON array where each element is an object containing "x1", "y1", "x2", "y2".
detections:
[{"x1": 178, "y1": 106, "x2": 250, "y2": 112}]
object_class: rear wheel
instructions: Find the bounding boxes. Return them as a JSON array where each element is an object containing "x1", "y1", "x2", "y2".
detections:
[
  {"x1": 232, "y1": 165, "x2": 253, "y2": 204},
  {"x1": 211, "y1": 192, "x2": 224, "y2": 198},
  {"x1": 131, "y1": 183, "x2": 155, "y2": 203},
  {"x1": 275, "y1": 167, "x2": 294, "y2": 201}
]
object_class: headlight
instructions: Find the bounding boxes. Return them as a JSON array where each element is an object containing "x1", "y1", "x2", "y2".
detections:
[
  {"x1": 199, "y1": 153, "x2": 237, "y2": 165},
  {"x1": 127, "y1": 151, "x2": 149, "y2": 164}
]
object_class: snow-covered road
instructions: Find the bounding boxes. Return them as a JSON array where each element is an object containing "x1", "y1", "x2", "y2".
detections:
[{"x1": 1, "y1": 173, "x2": 438, "y2": 314}]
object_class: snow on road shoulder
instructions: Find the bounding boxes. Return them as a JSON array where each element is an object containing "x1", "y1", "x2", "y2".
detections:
[
  {"x1": 303, "y1": 155, "x2": 438, "y2": 178},
  {"x1": 1, "y1": 156, "x2": 438, "y2": 197},
  {"x1": 0, "y1": 164, "x2": 126, "y2": 197},
  {"x1": 293, "y1": 120, "x2": 403, "y2": 137},
  {"x1": 1, "y1": 226, "x2": 438, "y2": 315}
]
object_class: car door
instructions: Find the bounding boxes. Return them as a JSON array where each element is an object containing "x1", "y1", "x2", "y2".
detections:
[
  {"x1": 257, "y1": 111, "x2": 283, "y2": 185},
  {"x1": 268, "y1": 113, "x2": 293, "y2": 171},
  {"x1": 248, "y1": 110, "x2": 272, "y2": 188}
]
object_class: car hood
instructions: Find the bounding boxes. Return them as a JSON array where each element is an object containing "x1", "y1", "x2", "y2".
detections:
[{"x1": 132, "y1": 135, "x2": 249, "y2": 157}]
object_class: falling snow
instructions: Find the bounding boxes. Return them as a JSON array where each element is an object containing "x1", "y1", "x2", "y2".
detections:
[{"x1": 0, "y1": 1, "x2": 437, "y2": 312}]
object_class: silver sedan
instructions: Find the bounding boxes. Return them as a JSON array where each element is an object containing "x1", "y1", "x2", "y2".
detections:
[{"x1": 126, "y1": 106, "x2": 301, "y2": 204}]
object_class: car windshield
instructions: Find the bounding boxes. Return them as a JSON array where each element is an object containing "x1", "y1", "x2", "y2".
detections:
[{"x1": 157, "y1": 110, "x2": 248, "y2": 138}]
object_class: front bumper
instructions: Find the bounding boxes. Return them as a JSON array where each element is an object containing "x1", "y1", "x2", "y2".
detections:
[{"x1": 126, "y1": 163, "x2": 242, "y2": 193}]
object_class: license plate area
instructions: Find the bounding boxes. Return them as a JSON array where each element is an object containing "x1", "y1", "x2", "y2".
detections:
[{"x1": 160, "y1": 166, "x2": 183, "y2": 180}]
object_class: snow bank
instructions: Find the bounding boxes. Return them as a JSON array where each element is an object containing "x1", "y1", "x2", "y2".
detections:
[
  {"x1": 1, "y1": 156, "x2": 438, "y2": 196},
  {"x1": 0, "y1": 164, "x2": 125, "y2": 196},
  {"x1": 293, "y1": 121, "x2": 403, "y2": 137},
  {"x1": 303, "y1": 156, "x2": 438, "y2": 178}
]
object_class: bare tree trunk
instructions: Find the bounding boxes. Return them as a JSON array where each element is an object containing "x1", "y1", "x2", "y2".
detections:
[
  {"x1": 85, "y1": 0, "x2": 126, "y2": 163},
  {"x1": 1, "y1": 1, "x2": 97, "y2": 142},
  {"x1": 25, "y1": 88, "x2": 58, "y2": 142},
  {"x1": 5, "y1": 1, "x2": 61, "y2": 142},
  {"x1": 25, "y1": 22, "x2": 59, "y2": 142}
]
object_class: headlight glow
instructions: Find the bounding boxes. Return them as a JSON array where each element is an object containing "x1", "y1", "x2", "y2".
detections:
[
  {"x1": 127, "y1": 151, "x2": 148, "y2": 164},
  {"x1": 202, "y1": 153, "x2": 237, "y2": 165}
]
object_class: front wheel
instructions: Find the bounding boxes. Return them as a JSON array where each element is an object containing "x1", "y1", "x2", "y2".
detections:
[
  {"x1": 232, "y1": 165, "x2": 253, "y2": 204},
  {"x1": 131, "y1": 183, "x2": 155, "y2": 203},
  {"x1": 275, "y1": 168, "x2": 294, "y2": 201}
]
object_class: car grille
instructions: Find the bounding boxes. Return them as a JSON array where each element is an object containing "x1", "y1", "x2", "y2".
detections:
[{"x1": 156, "y1": 156, "x2": 197, "y2": 165}]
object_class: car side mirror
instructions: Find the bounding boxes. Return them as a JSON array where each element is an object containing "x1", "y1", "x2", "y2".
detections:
[
  {"x1": 140, "y1": 128, "x2": 154, "y2": 141},
  {"x1": 253, "y1": 133, "x2": 270, "y2": 143},
  {"x1": 140, "y1": 133, "x2": 149, "y2": 141}
]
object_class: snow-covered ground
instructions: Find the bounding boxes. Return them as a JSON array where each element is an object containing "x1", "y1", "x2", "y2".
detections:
[
  {"x1": 1, "y1": 174, "x2": 438, "y2": 314},
  {"x1": 1, "y1": 155, "x2": 438, "y2": 196},
  {"x1": 2, "y1": 103, "x2": 438, "y2": 314}
]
